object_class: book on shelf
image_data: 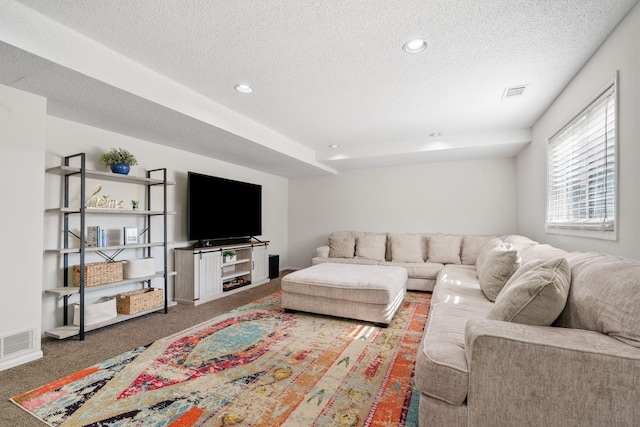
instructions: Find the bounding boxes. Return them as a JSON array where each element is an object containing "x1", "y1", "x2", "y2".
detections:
[
  {"x1": 86, "y1": 226, "x2": 113, "y2": 247},
  {"x1": 86, "y1": 226, "x2": 99, "y2": 247}
]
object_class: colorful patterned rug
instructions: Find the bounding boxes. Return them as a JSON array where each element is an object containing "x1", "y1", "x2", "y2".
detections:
[{"x1": 12, "y1": 291, "x2": 430, "y2": 426}]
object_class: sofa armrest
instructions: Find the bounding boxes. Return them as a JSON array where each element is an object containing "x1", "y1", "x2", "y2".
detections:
[
  {"x1": 316, "y1": 245, "x2": 330, "y2": 258},
  {"x1": 465, "y1": 319, "x2": 640, "y2": 427}
]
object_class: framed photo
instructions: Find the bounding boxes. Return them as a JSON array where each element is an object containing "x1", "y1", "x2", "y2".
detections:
[{"x1": 123, "y1": 227, "x2": 139, "y2": 245}]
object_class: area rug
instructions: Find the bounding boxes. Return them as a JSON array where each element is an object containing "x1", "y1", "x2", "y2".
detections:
[{"x1": 12, "y1": 291, "x2": 430, "y2": 426}]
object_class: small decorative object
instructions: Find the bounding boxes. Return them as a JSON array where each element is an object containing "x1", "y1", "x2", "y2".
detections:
[
  {"x1": 85, "y1": 184, "x2": 126, "y2": 209},
  {"x1": 131, "y1": 200, "x2": 139, "y2": 210},
  {"x1": 223, "y1": 250, "x2": 237, "y2": 263},
  {"x1": 123, "y1": 226, "x2": 139, "y2": 245},
  {"x1": 99, "y1": 147, "x2": 138, "y2": 175}
]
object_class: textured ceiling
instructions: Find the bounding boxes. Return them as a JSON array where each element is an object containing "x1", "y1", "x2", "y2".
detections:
[{"x1": 0, "y1": 0, "x2": 637, "y2": 176}]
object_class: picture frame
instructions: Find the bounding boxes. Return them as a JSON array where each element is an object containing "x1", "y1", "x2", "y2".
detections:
[{"x1": 123, "y1": 227, "x2": 139, "y2": 245}]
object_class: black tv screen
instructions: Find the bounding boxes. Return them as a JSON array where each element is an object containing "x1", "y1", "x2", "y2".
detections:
[{"x1": 187, "y1": 172, "x2": 262, "y2": 242}]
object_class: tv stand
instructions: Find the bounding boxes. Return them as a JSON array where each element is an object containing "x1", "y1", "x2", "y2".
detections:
[
  {"x1": 175, "y1": 241, "x2": 270, "y2": 306},
  {"x1": 193, "y1": 237, "x2": 251, "y2": 248}
]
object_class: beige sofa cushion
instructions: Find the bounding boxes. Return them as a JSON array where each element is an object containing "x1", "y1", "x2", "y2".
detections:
[
  {"x1": 416, "y1": 302, "x2": 490, "y2": 405},
  {"x1": 557, "y1": 252, "x2": 640, "y2": 348},
  {"x1": 461, "y1": 235, "x2": 495, "y2": 265},
  {"x1": 382, "y1": 261, "x2": 443, "y2": 280},
  {"x1": 478, "y1": 247, "x2": 519, "y2": 302},
  {"x1": 328, "y1": 231, "x2": 356, "y2": 258},
  {"x1": 389, "y1": 233, "x2": 424, "y2": 263},
  {"x1": 503, "y1": 258, "x2": 545, "y2": 289},
  {"x1": 427, "y1": 234, "x2": 462, "y2": 264},
  {"x1": 488, "y1": 258, "x2": 571, "y2": 326},
  {"x1": 475, "y1": 237, "x2": 504, "y2": 276},
  {"x1": 355, "y1": 233, "x2": 387, "y2": 261}
]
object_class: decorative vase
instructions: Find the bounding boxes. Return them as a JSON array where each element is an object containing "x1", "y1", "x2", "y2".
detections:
[{"x1": 110, "y1": 163, "x2": 130, "y2": 175}]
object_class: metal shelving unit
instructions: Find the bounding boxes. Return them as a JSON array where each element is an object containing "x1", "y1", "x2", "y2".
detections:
[{"x1": 44, "y1": 153, "x2": 176, "y2": 340}]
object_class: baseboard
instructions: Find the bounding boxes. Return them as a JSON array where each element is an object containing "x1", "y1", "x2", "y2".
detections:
[{"x1": 0, "y1": 350, "x2": 43, "y2": 372}]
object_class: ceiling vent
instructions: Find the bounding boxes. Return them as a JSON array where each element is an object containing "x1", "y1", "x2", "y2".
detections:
[{"x1": 502, "y1": 85, "x2": 528, "y2": 99}]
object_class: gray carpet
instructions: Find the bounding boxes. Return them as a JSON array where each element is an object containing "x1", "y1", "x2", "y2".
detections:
[{"x1": 0, "y1": 273, "x2": 285, "y2": 427}]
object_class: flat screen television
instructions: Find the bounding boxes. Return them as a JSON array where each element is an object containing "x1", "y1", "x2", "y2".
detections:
[{"x1": 187, "y1": 172, "x2": 262, "y2": 245}]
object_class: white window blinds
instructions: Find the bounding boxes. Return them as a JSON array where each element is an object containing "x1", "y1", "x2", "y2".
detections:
[{"x1": 546, "y1": 81, "x2": 616, "y2": 232}]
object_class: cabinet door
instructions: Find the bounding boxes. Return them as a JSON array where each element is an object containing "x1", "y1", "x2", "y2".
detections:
[
  {"x1": 195, "y1": 251, "x2": 223, "y2": 299},
  {"x1": 251, "y1": 245, "x2": 269, "y2": 283}
]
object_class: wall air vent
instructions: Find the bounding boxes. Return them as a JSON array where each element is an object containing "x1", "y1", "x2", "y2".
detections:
[
  {"x1": 0, "y1": 329, "x2": 34, "y2": 360},
  {"x1": 502, "y1": 84, "x2": 528, "y2": 99}
]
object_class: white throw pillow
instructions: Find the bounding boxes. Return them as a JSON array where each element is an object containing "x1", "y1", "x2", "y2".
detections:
[{"x1": 488, "y1": 258, "x2": 571, "y2": 326}]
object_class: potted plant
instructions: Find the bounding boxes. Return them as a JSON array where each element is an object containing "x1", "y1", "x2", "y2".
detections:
[
  {"x1": 131, "y1": 200, "x2": 139, "y2": 210},
  {"x1": 223, "y1": 251, "x2": 236, "y2": 263},
  {"x1": 99, "y1": 147, "x2": 138, "y2": 175}
]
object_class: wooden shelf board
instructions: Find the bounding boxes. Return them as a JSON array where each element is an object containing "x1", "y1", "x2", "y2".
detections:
[
  {"x1": 45, "y1": 242, "x2": 170, "y2": 255},
  {"x1": 222, "y1": 259, "x2": 251, "y2": 267},
  {"x1": 46, "y1": 207, "x2": 176, "y2": 216},
  {"x1": 45, "y1": 271, "x2": 177, "y2": 297},
  {"x1": 222, "y1": 270, "x2": 251, "y2": 282},
  {"x1": 44, "y1": 301, "x2": 177, "y2": 339},
  {"x1": 46, "y1": 165, "x2": 176, "y2": 185}
]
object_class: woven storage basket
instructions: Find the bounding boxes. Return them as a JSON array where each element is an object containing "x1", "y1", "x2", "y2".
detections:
[
  {"x1": 116, "y1": 288, "x2": 163, "y2": 314},
  {"x1": 72, "y1": 261, "x2": 123, "y2": 287}
]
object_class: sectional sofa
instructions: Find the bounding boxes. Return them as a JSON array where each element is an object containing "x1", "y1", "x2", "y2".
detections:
[{"x1": 312, "y1": 231, "x2": 640, "y2": 426}]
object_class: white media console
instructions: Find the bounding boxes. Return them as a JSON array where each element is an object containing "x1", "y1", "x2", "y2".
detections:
[{"x1": 174, "y1": 241, "x2": 269, "y2": 306}]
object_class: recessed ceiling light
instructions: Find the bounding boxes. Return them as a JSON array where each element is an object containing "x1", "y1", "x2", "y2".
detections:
[
  {"x1": 329, "y1": 144, "x2": 340, "y2": 149},
  {"x1": 235, "y1": 84, "x2": 253, "y2": 93},
  {"x1": 403, "y1": 38, "x2": 428, "y2": 54},
  {"x1": 429, "y1": 132, "x2": 442, "y2": 137}
]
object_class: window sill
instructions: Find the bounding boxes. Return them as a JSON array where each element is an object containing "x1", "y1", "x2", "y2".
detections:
[{"x1": 545, "y1": 226, "x2": 617, "y2": 241}]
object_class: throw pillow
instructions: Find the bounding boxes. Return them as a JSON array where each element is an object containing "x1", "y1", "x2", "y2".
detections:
[
  {"x1": 355, "y1": 233, "x2": 387, "y2": 261},
  {"x1": 461, "y1": 234, "x2": 495, "y2": 265},
  {"x1": 328, "y1": 232, "x2": 356, "y2": 258},
  {"x1": 427, "y1": 234, "x2": 463, "y2": 264},
  {"x1": 475, "y1": 237, "x2": 504, "y2": 277},
  {"x1": 501, "y1": 258, "x2": 545, "y2": 292},
  {"x1": 478, "y1": 247, "x2": 520, "y2": 302},
  {"x1": 487, "y1": 258, "x2": 571, "y2": 326},
  {"x1": 389, "y1": 233, "x2": 424, "y2": 263}
]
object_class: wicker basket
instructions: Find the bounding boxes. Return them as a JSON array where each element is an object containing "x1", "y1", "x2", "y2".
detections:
[
  {"x1": 116, "y1": 288, "x2": 163, "y2": 314},
  {"x1": 72, "y1": 261, "x2": 123, "y2": 287}
]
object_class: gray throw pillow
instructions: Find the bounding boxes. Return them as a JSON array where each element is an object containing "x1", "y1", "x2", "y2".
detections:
[
  {"x1": 328, "y1": 233, "x2": 355, "y2": 258},
  {"x1": 389, "y1": 233, "x2": 424, "y2": 263},
  {"x1": 475, "y1": 237, "x2": 504, "y2": 276},
  {"x1": 427, "y1": 234, "x2": 463, "y2": 264},
  {"x1": 479, "y1": 247, "x2": 520, "y2": 302},
  {"x1": 488, "y1": 258, "x2": 571, "y2": 326},
  {"x1": 355, "y1": 233, "x2": 387, "y2": 261}
]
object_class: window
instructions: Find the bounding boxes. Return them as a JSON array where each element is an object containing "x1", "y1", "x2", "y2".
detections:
[{"x1": 546, "y1": 75, "x2": 617, "y2": 238}]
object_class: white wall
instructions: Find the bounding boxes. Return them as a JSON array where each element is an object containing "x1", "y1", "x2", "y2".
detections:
[
  {"x1": 516, "y1": 2, "x2": 640, "y2": 259},
  {"x1": 288, "y1": 158, "x2": 517, "y2": 269},
  {"x1": 42, "y1": 116, "x2": 289, "y2": 335},
  {"x1": 0, "y1": 85, "x2": 46, "y2": 370}
]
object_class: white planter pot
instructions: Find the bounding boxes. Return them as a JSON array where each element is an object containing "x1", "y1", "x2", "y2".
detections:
[{"x1": 224, "y1": 255, "x2": 237, "y2": 263}]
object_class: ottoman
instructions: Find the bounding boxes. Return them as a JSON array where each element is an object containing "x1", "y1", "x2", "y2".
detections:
[{"x1": 281, "y1": 263, "x2": 408, "y2": 326}]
